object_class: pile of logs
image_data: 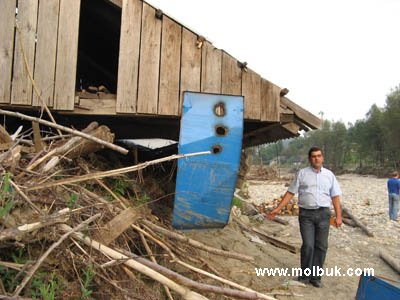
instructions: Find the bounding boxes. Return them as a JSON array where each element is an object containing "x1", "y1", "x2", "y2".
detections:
[
  {"x1": 258, "y1": 196, "x2": 299, "y2": 216},
  {"x1": 0, "y1": 109, "x2": 276, "y2": 300}
]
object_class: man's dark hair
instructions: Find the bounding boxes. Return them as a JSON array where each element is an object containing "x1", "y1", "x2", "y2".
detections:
[{"x1": 308, "y1": 146, "x2": 323, "y2": 158}]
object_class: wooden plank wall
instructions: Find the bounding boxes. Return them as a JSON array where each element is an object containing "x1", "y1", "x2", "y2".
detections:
[
  {"x1": 0, "y1": 0, "x2": 16, "y2": 104},
  {"x1": 33, "y1": 0, "x2": 60, "y2": 107},
  {"x1": 1, "y1": 0, "x2": 283, "y2": 122}
]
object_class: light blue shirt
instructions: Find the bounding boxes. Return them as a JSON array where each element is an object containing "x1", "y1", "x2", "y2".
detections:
[{"x1": 288, "y1": 166, "x2": 342, "y2": 209}]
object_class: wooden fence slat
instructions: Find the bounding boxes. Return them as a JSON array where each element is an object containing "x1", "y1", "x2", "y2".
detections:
[
  {"x1": 116, "y1": 0, "x2": 142, "y2": 113},
  {"x1": 33, "y1": 0, "x2": 60, "y2": 107},
  {"x1": 158, "y1": 16, "x2": 181, "y2": 116},
  {"x1": 137, "y1": 3, "x2": 161, "y2": 114},
  {"x1": 221, "y1": 51, "x2": 241, "y2": 95},
  {"x1": 54, "y1": 0, "x2": 81, "y2": 110},
  {"x1": 179, "y1": 28, "x2": 201, "y2": 115},
  {"x1": 242, "y1": 68, "x2": 261, "y2": 120},
  {"x1": 11, "y1": 0, "x2": 38, "y2": 105},
  {"x1": 261, "y1": 79, "x2": 280, "y2": 122},
  {"x1": 0, "y1": 0, "x2": 16, "y2": 104},
  {"x1": 201, "y1": 41, "x2": 222, "y2": 93}
]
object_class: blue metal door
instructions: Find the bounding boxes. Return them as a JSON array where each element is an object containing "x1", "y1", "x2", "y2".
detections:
[{"x1": 172, "y1": 92, "x2": 244, "y2": 229}]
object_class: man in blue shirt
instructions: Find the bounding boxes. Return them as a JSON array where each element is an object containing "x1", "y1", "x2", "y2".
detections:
[
  {"x1": 387, "y1": 171, "x2": 400, "y2": 221},
  {"x1": 267, "y1": 146, "x2": 342, "y2": 288}
]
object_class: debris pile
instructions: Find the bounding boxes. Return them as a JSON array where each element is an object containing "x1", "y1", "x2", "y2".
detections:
[
  {"x1": 256, "y1": 196, "x2": 299, "y2": 216},
  {"x1": 0, "y1": 112, "x2": 276, "y2": 300}
]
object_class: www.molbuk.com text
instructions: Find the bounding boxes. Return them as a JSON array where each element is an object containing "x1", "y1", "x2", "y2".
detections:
[{"x1": 255, "y1": 266, "x2": 374, "y2": 277}]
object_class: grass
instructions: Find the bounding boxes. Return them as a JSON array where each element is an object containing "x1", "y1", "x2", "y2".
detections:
[{"x1": 231, "y1": 196, "x2": 243, "y2": 209}]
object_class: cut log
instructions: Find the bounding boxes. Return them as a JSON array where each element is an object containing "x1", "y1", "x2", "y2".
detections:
[
  {"x1": 235, "y1": 218, "x2": 298, "y2": 254},
  {"x1": 342, "y1": 207, "x2": 374, "y2": 237},
  {"x1": 342, "y1": 217, "x2": 357, "y2": 227},
  {"x1": 379, "y1": 250, "x2": 400, "y2": 274}
]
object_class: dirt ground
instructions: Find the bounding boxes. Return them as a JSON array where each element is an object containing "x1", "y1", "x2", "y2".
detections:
[{"x1": 187, "y1": 173, "x2": 400, "y2": 300}]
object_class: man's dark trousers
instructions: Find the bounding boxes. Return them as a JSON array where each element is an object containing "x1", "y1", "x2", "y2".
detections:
[{"x1": 298, "y1": 207, "x2": 330, "y2": 282}]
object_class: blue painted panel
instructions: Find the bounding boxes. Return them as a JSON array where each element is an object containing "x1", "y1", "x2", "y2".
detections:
[
  {"x1": 172, "y1": 92, "x2": 244, "y2": 229},
  {"x1": 356, "y1": 275, "x2": 400, "y2": 300}
]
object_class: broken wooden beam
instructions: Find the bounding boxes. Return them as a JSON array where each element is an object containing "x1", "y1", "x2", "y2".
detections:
[
  {"x1": 342, "y1": 207, "x2": 374, "y2": 237},
  {"x1": 379, "y1": 249, "x2": 400, "y2": 274}
]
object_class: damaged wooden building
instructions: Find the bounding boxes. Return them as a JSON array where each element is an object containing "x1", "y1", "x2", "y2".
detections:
[{"x1": 0, "y1": 0, "x2": 320, "y2": 148}]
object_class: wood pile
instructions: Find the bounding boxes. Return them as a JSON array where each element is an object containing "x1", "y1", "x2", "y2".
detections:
[
  {"x1": 257, "y1": 196, "x2": 299, "y2": 216},
  {"x1": 0, "y1": 110, "x2": 276, "y2": 300}
]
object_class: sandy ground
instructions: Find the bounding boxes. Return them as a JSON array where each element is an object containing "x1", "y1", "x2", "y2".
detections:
[{"x1": 187, "y1": 173, "x2": 400, "y2": 300}]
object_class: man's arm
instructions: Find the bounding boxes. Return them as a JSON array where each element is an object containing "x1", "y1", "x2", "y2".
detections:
[
  {"x1": 266, "y1": 191, "x2": 295, "y2": 220},
  {"x1": 332, "y1": 195, "x2": 342, "y2": 227}
]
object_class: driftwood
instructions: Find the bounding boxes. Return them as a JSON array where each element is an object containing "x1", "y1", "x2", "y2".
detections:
[
  {"x1": 272, "y1": 216, "x2": 289, "y2": 226},
  {"x1": 125, "y1": 251, "x2": 264, "y2": 299},
  {"x1": 139, "y1": 232, "x2": 174, "y2": 300},
  {"x1": 0, "y1": 109, "x2": 128, "y2": 155},
  {"x1": 379, "y1": 249, "x2": 400, "y2": 274},
  {"x1": 59, "y1": 224, "x2": 208, "y2": 300},
  {"x1": 0, "y1": 208, "x2": 70, "y2": 242},
  {"x1": 41, "y1": 123, "x2": 115, "y2": 173},
  {"x1": 342, "y1": 217, "x2": 357, "y2": 227},
  {"x1": 27, "y1": 151, "x2": 211, "y2": 191},
  {"x1": 0, "y1": 125, "x2": 12, "y2": 144},
  {"x1": 234, "y1": 218, "x2": 299, "y2": 254},
  {"x1": 141, "y1": 220, "x2": 254, "y2": 262},
  {"x1": 13, "y1": 213, "x2": 101, "y2": 296},
  {"x1": 9, "y1": 180, "x2": 42, "y2": 214},
  {"x1": 130, "y1": 224, "x2": 275, "y2": 299},
  {"x1": 342, "y1": 207, "x2": 374, "y2": 237}
]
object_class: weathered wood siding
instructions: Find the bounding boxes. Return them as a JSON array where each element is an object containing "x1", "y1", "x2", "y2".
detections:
[{"x1": 1, "y1": 0, "x2": 285, "y2": 123}]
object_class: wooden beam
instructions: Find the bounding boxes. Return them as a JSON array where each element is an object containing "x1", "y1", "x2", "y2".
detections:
[
  {"x1": 54, "y1": 0, "x2": 81, "y2": 110},
  {"x1": 179, "y1": 28, "x2": 201, "y2": 114},
  {"x1": 33, "y1": 0, "x2": 60, "y2": 107},
  {"x1": 158, "y1": 16, "x2": 182, "y2": 116},
  {"x1": 0, "y1": 0, "x2": 16, "y2": 104},
  {"x1": 11, "y1": 0, "x2": 38, "y2": 105},
  {"x1": 281, "y1": 96, "x2": 321, "y2": 129},
  {"x1": 242, "y1": 68, "x2": 261, "y2": 120},
  {"x1": 281, "y1": 122, "x2": 300, "y2": 136},
  {"x1": 261, "y1": 79, "x2": 280, "y2": 122},
  {"x1": 137, "y1": 3, "x2": 162, "y2": 114},
  {"x1": 221, "y1": 51, "x2": 241, "y2": 95},
  {"x1": 201, "y1": 41, "x2": 222, "y2": 93},
  {"x1": 116, "y1": 0, "x2": 142, "y2": 113}
]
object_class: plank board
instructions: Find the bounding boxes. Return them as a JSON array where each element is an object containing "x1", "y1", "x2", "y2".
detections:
[
  {"x1": 179, "y1": 28, "x2": 201, "y2": 115},
  {"x1": 158, "y1": 16, "x2": 182, "y2": 116},
  {"x1": 261, "y1": 79, "x2": 280, "y2": 122},
  {"x1": 116, "y1": 0, "x2": 142, "y2": 113},
  {"x1": 53, "y1": 0, "x2": 81, "y2": 110},
  {"x1": 221, "y1": 51, "x2": 241, "y2": 95},
  {"x1": 33, "y1": 0, "x2": 60, "y2": 107},
  {"x1": 11, "y1": 0, "x2": 38, "y2": 105},
  {"x1": 137, "y1": 3, "x2": 162, "y2": 114},
  {"x1": 0, "y1": 0, "x2": 16, "y2": 104},
  {"x1": 242, "y1": 68, "x2": 261, "y2": 120},
  {"x1": 201, "y1": 41, "x2": 222, "y2": 93}
]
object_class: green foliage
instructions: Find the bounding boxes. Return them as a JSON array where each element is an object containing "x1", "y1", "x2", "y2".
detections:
[
  {"x1": 252, "y1": 84, "x2": 400, "y2": 171},
  {"x1": 0, "y1": 172, "x2": 14, "y2": 220},
  {"x1": 80, "y1": 263, "x2": 95, "y2": 299},
  {"x1": 31, "y1": 272, "x2": 63, "y2": 300},
  {"x1": 231, "y1": 196, "x2": 243, "y2": 209},
  {"x1": 109, "y1": 178, "x2": 130, "y2": 197},
  {"x1": 67, "y1": 192, "x2": 79, "y2": 209}
]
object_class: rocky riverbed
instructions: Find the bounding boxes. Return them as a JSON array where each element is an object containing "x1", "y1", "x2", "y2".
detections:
[{"x1": 244, "y1": 173, "x2": 400, "y2": 299}]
